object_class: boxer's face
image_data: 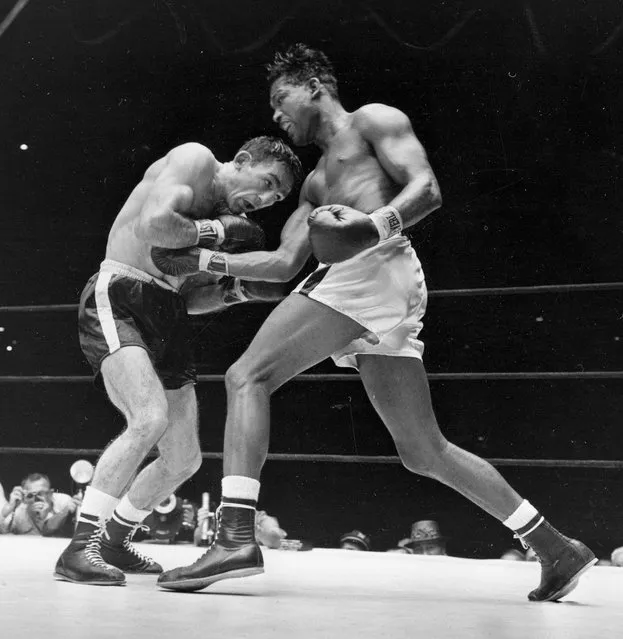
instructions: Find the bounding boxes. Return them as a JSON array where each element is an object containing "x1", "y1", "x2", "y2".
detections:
[
  {"x1": 270, "y1": 77, "x2": 317, "y2": 146},
  {"x1": 227, "y1": 155, "x2": 293, "y2": 214}
]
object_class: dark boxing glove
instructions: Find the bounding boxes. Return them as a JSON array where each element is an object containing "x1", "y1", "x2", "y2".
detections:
[
  {"x1": 195, "y1": 214, "x2": 265, "y2": 252},
  {"x1": 307, "y1": 204, "x2": 403, "y2": 264},
  {"x1": 152, "y1": 216, "x2": 266, "y2": 277}
]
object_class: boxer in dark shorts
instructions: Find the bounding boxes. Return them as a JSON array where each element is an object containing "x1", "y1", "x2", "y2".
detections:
[
  {"x1": 79, "y1": 262, "x2": 196, "y2": 391},
  {"x1": 54, "y1": 137, "x2": 301, "y2": 586}
]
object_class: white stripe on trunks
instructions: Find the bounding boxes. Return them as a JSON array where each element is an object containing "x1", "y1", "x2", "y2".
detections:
[{"x1": 94, "y1": 271, "x2": 120, "y2": 354}]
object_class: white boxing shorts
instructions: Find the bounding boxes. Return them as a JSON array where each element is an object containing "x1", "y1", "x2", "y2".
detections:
[{"x1": 293, "y1": 235, "x2": 427, "y2": 369}]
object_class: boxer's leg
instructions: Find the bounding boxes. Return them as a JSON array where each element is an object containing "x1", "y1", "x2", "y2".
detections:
[
  {"x1": 55, "y1": 346, "x2": 168, "y2": 585},
  {"x1": 358, "y1": 354, "x2": 597, "y2": 601},
  {"x1": 91, "y1": 346, "x2": 169, "y2": 496},
  {"x1": 358, "y1": 355, "x2": 522, "y2": 519},
  {"x1": 223, "y1": 293, "x2": 367, "y2": 479},
  {"x1": 100, "y1": 384, "x2": 202, "y2": 574},
  {"x1": 126, "y1": 384, "x2": 202, "y2": 510},
  {"x1": 158, "y1": 293, "x2": 367, "y2": 591}
]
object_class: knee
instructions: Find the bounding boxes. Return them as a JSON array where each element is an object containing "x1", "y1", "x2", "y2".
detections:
[
  {"x1": 163, "y1": 446, "x2": 202, "y2": 481},
  {"x1": 225, "y1": 357, "x2": 276, "y2": 396},
  {"x1": 396, "y1": 437, "x2": 450, "y2": 478},
  {"x1": 126, "y1": 406, "x2": 169, "y2": 445}
]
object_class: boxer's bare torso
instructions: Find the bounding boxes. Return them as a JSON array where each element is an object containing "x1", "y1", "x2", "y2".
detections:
[
  {"x1": 104, "y1": 150, "x2": 222, "y2": 288},
  {"x1": 304, "y1": 107, "x2": 401, "y2": 212}
]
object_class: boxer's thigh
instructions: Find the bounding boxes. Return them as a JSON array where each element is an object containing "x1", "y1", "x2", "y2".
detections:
[
  {"x1": 101, "y1": 345, "x2": 168, "y2": 423},
  {"x1": 230, "y1": 292, "x2": 367, "y2": 392}
]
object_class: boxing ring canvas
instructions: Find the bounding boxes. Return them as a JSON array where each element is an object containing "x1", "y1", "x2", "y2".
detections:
[{"x1": 0, "y1": 536, "x2": 620, "y2": 639}]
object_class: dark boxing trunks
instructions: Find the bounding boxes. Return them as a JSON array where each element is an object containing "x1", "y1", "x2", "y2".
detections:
[{"x1": 79, "y1": 260, "x2": 196, "y2": 390}]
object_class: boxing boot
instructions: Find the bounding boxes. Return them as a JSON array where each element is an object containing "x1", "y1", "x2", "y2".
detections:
[
  {"x1": 520, "y1": 520, "x2": 597, "y2": 601},
  {"x1": 100, "y1": 515, "x2": 162, "y2": 574},
  {"x1": 54, "y1": 515, "x2": 126, "y2": 586},
  {"x1": 157, "y1": 505, "x2": 263, "y2": 592}
]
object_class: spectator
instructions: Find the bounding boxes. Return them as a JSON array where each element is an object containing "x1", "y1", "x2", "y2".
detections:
[
  {"x1": 500, "y1": 549, "x2": 526, "y2": 561},
  {"x1": 386, "y1": 546, "x2": 411, "y2": 554},
  {"x1": 402, "y1": 520, "x2": 447, "y2": 556},
  {"x1": 2, "y1": 473, "x2": 82, "y2": 536},
  {"x1": 339, "y1": 530, "x2": 371, "y2": 551},
  {"x1": 194, "y1": 507, "x2": 287, "y2": 549},
  {"x1": 0, "y1": 481, "x2": 9, "y2": 534},
  {"x1": 611, "y1": 547, "x2": 623, "y2": 567}
]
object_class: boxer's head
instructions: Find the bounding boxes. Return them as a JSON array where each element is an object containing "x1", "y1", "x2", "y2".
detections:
[
  {"x1": 268, "y1": 44, "x2": 339, "y2": 146},
  {"x1": 221, "y1": 136, "x2": 302, "y2": 214}
]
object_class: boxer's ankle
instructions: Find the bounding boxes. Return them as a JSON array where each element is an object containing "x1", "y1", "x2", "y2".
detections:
[{"x1": 217, "y1": 475, "x2": 261, "y2": 548}]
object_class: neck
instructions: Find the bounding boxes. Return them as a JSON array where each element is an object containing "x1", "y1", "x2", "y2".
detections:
[
  {"x1": 312, "y1": 99, "x2": 349, "y2": 150},
  {"x1": 212, "y1": 161, "x2": 229, "y2": 202}
]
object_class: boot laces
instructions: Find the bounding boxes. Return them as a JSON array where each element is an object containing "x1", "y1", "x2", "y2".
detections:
[
  {"x1": 84, "y1": 520, "x2": 116, "y2": 570},
  {"x1": 122, "y1": 524, "x2": 155, "y2": 566},
  {"x1": 514, "y1": 533, "x2": 543, "y2": 562}
]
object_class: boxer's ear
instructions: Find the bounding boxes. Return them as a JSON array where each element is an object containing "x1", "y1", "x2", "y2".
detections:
[
  {"x1": 307, "y1": 77, "x2": 322, "y2": 99},
  {"x1": 233, "y1": 150, "x2": 253, "y2": 168}
]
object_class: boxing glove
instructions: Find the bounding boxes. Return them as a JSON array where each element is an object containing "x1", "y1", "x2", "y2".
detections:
[
  {"x1": 195, "y1": 214, "x2": 265, "y2": 252},
  {"x1": 307, "y1": 205, "x2": 379, "y2": 264}
]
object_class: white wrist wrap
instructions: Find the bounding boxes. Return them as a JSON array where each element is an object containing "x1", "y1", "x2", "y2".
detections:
[
  {"x1": 198, "y1": 249, "x2": 230, "y2": 276},
  {"x1": 369, "y1": 206, "x2": 403, "y2": 241},
  {"x1": 198, "y1": 248, "x2": 213, "y2": 272},
  {"x1": 194, "y1": 219, "x2": 225, "y2": 246}
]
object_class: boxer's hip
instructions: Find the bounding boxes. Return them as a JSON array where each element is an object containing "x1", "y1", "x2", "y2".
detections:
[{"x1": 293, "y1": 235, "x2": 428, "y2": 340}]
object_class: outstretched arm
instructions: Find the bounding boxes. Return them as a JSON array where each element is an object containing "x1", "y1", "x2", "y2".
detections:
[{"x1": 183, "y1": 278, "x2": 285, "y2": 315}]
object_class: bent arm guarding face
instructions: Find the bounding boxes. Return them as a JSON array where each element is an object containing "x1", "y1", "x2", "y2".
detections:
[{"x1": 152, "y1": 177, "x2": 317, "y2": 282}]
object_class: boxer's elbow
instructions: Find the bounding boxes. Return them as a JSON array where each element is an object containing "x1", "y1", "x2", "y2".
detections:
[{"x1": 425, "y1": 174, "x2": 442, "y2": 212}]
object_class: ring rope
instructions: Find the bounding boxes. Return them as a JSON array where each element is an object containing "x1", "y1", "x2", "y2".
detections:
[
  {"x1": 0, "y1": 281, "x2": 621, "y2": 313},
  {"x1": 0, "y1": 371, "x2": 621, "y2": 383},
  {"x1": 0, "y1": 447, "x2": 621, "y2": 469}
]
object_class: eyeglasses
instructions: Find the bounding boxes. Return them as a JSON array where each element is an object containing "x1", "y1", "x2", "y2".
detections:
[{"x1": 23, "y1": 490, "x2": 53, "y2": 502}]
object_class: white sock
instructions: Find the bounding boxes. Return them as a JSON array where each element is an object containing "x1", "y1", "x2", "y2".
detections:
[
  {"x1": 503, "y1": 500, "x2": 542, "y2": 533},
  {"x1": 113, "y1": 494, "x2": 151, "y2": 524},
  {"x1": 79, "y1": 486, "x2": 119, "y2": 520},
  {"x1": 221, "y1": 475, "x2": 260, "y2": 502}
]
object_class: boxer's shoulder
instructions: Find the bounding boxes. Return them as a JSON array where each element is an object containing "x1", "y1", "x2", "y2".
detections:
[
  {"x1": 352, "y1": 103, "x2": 411, "y2": 135},
  {"x1": 165, "y1": 143, "x2": 217, "y2": 176}
]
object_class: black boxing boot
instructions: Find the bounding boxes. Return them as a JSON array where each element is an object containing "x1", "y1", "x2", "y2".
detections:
[
  {"x1": 54, "y1": 514, "x2": 126, "y2": 586},
  {"x1": 517, "y1": 519, "x2": 597, "y2": 602},
  {"x1": 157, "y1": 504, "x2": 263, "y2": 592},
  {"x1": 100, "y1": 514, "x2": 163, "y2": 574}
]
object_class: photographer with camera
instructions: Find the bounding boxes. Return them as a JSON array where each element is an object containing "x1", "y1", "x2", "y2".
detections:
[{"x1": 2, "y1": 473, "x2": 82, "y2": 536}]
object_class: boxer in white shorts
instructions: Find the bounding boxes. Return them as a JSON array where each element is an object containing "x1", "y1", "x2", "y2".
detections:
[
  {"x1": 156, "y1": 44, "x2": 596, "y2": 601},
  {"x1": 293, "y1": 234, "x2": 427, "y2": 369}
]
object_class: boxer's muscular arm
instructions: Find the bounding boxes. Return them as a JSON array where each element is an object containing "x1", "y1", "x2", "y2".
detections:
[
  {"x1": 356, "y1": 104, "x2": 442, "y2": 229},
  {"x1": 135, "y1": 143, "x2": 215, "y2": 248},
  {"x1": 212, "y1": 177, "x2": 316, "y2": 282},
  {"x1": 184, "y1": 280, "x2": 285, "y2": 315}
]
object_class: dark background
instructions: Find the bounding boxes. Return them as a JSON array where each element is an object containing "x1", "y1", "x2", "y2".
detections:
[{"x1": 0, "y1": 0, "x2": 622, "y2": 557}]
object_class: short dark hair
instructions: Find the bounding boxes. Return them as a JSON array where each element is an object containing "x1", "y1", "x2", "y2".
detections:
[
  {"x1": 238, "y1": 135, "x2": 304, "y2": 188},
  {"x1": 267, "y1": 43, "x2": 338, "y2": 99},
  {"x1": 22, "y1": 473, "x2": 50, "y2": 488}
]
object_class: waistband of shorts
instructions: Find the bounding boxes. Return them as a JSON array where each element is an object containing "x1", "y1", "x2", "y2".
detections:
[{"x1": 99, "y1": 260, "x2": 180, "y2": 293}]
